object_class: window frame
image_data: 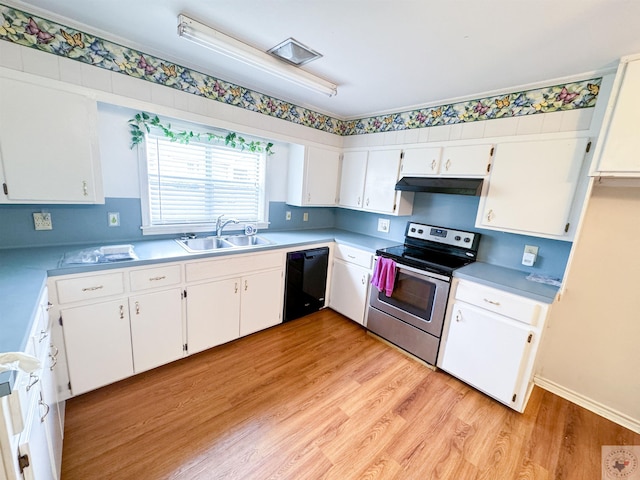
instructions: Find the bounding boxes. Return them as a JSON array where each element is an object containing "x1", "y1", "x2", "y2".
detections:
[{"x1": 138, "y1": 123, "x2": 269, "y2": 236}]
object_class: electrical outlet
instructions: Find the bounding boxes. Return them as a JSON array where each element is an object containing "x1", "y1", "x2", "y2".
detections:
[
  {"x1": 33, "y1": 212, "x2": 52, "y2": 230},
  {"x1": 378, "y1": 218, "x2": 390, "y2": 233},
  {"x1": 286, "y1": 211, "x2": 292, "y2": 221},
  {"x1": 303, "y1": 212, "x2": 309, "y2": 222},
  {"x1": 108, "y1": 212, "x2": 120, "y2": 227},
  {"x1": 522, "y1": 245, "x2": 539, "y2": 266}
]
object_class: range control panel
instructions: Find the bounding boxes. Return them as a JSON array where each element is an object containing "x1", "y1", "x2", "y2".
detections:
[{"x1": 406, "y1": 222, "x2": 478, "y2": 249}]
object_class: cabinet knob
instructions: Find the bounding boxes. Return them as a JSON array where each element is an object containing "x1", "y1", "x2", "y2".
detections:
[
  {"x1": 82, "y1": 180, "x2": 88, "y2": 196},
  {"x1": 135, "y1": 301, "x2": 140, "y2": 315},
  {"x1": 244, "y1": 280, "x2": 248, "y2": 291},
  {"x1": 455, "y1": 310, "x2": 462, "y2": 322},
  {"x1": 234, "y1": 282, "x2": 238, "y2": 294},
  {"x1": 486, "y1": 209, "x2": 494, "y2": 222},
  {"x1": 119, "y1": 304, "x2": 125, "y2": 319},
  {"x1": 366, "y1": 198, "x2": 370, "y2": 206},
  {"x1": 361, "y1": 275, "x2": 366, "y2": 285},
  {"x1": 357, "y1": 196, "x2": 361, "y2": 206}
]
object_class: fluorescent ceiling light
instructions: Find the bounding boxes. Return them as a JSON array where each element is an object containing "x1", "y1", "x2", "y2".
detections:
[{"x1": 177, "y1": 14, "x2": 338, "y2": 97}]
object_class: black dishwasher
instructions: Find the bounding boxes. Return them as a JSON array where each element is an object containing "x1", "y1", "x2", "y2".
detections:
[{"x1": 283, "y1": 247, "x2": 329, "y2": 322}]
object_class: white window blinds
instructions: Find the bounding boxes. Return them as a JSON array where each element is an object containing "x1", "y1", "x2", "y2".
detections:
[{"x1": 145, "y1": 133, "x2": 265, "y2": 226}]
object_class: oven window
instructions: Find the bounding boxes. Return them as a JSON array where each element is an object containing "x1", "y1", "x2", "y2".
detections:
[{"x1": 378, "y1": 271, "x2": 436, "y2": 319}]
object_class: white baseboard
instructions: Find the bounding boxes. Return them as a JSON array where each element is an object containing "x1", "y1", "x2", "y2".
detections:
[{"x1": 534, "y1": 375, "x2": 640, "y2": 434}]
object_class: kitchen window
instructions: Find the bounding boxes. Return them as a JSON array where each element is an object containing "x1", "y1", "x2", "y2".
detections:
[{"x1": 140, "y1": 130, "x2": 267, "y2": 235}]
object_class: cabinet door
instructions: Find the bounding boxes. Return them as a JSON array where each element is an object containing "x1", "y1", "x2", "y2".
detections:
[
  {"x1": 441, "y1": 144, "x2": 493, "y2": 176},
  {"x1": 440, "y1": 302, "x2": 533, "y2": 407},
  {"x1": 18, "y1": 386, "x2": 56, "y2": 480},
  {"x1": 401, "y1": 147, "x2": 442, "y2": 176},
  {"x1": 477, "y1": 138, "x2": 588, "y2": 236},
  {"x1": 61, "y1": 300, "x2": 134, "y2": 395},
  {"x1": 0, "y1": 77, "x2": 102, "y2": 203},
  {"x1": 329, "y1": 259, "x2": 369, "y2": 325},
  {"x1": 363, "y1": 149, "x2": 402, "y2": 213},
  {"x1": 304, "y1": 146, "x2": 340, "y2": 206},
  {"x1": 339, "y1": 151, "x2": 368, "y2": 208},
  {"x1": 240, "y1": 269, "x2": 283, "y2": 336},
  {"x1": 41, "y1": 347, "x2": 63, "y2": 479},
  {"x1": 129, "y1": 289, "x2": 184, "y2": 373},
  {"x1": 186, "y1": 278, "x2": 241, "y2": 354},
  {"x1": 597, "y1": 59, "x2": 640, "y2": 173}
]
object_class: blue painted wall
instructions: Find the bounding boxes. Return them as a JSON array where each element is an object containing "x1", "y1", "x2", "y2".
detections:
[
  {"x1": 0, "y1": 195, "x2": 570, "y2": 278},
  {"x1": 334, "y1": 193, "x2": 572, "y2": 279}
]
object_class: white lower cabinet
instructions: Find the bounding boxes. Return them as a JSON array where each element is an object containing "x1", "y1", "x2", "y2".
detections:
[
  {"x1": 129, "y1": 289, "x2": 184, "y2": 374},
  {"x1": 239, "y1": 269, "x2": 283, "y2": 336},
  {"x1": 61, "y1": 300, "x2": 135, "y2": 396},
  {"x1": 187, "y1": 278, "x2": 241, "y2": 355},
  {"x1": 438, "y1": 278, "x2": 549, "y2": 413},
  {"x1": 0, "y1": 287, "x2": 63, "y2": 480},
  {"x1": 329, "y1": 244, "x2": 373, "y2": 326}
]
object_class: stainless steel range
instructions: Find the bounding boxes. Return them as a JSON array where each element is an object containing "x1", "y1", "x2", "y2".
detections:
[{"x1": 367, "y1": 222, "x2": 480, "y2": 365}]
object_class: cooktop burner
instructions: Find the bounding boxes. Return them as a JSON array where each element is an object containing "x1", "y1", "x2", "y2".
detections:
[{"x1": 376, "y1": 222, "x2": 480, "y2": 276}]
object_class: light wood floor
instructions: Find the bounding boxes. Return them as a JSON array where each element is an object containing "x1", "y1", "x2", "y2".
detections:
[{"x1": 61, "y1": 309, "x2": 639, "y2": 479}]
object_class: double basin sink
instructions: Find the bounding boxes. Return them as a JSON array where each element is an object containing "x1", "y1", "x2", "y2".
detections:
[{"x1": 177, "y1": 234, "x2": 273, "y2": 253}]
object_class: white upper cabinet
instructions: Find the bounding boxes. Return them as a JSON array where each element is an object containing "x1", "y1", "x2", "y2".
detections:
[
  {"x1": 0, "y1": 76, "x2": 104, "y2": 204},
  {"x1": 401, "y1": 144, "x2": 493, "y2": 177},
  {"x1": 476, "y1": 137, "x2": 590, "y2": 239},
  {"x1": 592, "y1": 56, "x2": 640, "y2": 176},
  {"x1": 338, "y1": 150, "x2": 368, "y2": 209},
  {"x1": 340, "y1": 148, "x2": 413, "y2": 215},
  {"x1": 287, "y1": 144, "x2": 340, "y2": 206}
]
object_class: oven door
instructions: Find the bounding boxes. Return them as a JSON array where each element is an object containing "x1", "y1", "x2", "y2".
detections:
[{"x1": 369, "y1": 261, "x2": 451, "y2": 337}]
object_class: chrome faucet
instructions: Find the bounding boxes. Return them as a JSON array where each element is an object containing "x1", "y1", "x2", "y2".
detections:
[{"x1": 215, "y1": 214, "x2": 240, "y2": 238}]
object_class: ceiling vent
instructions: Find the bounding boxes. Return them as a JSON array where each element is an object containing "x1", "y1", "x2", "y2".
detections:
[{"x1": 268, "y1": 38, "x2": 322, "y2": 66}]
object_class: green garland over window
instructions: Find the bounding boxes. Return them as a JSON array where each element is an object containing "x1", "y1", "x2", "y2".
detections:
[{"x1": 128, "y1": 112, "x2": 274, "y2": 155}]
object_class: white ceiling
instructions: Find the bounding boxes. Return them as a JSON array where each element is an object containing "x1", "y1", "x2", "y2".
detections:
[{"x1": 9, "y1": 0, "x2": 640, "y2": 119}]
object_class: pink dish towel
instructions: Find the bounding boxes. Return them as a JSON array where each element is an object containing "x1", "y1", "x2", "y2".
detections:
[{"x1": 371, "y1": 257, "x2": 397, "y2": 297}]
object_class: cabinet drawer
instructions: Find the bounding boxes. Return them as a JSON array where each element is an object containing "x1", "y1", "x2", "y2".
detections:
[
  {"x1": 186, "y1": 252, "x2": 283, "y2": 282},
  {"x1": 130, "y1": 264, "x2": 181, "y2": 291},
  {"x1": 334, "y1": 244, "x2": 373, "y2": 269},
  {"x1": 55, "y1": 272, "x2": 125, "y2": 304},
  {"x1": 455, "y1": 280, "x2": 541, "y2": 326}
]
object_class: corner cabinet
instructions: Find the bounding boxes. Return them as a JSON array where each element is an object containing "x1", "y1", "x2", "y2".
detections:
[
  {"x1": 438, "y1": 278, "x2": 550, "y2": 413},
  {"x1": 591, "y1": 56, "x2": 640, "y2": 176},
  {"x1": 0, "y1": 76, "x2": 104, "y2": 204},
  {"x1": 339, "y1": 149, "x2": 413, "y2": 215},
  {"x1": 287, "y1": 145, "x2": 341, "y2": 206},
  {"x1": 476, "y1": 137, "x2": 590, "y2": 240}
]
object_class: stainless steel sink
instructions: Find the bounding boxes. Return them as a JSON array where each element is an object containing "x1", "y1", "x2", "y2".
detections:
[
  {"x1": 176, "y1": 236, "x2": 234, "y2": 253},
  {"x1": 223, "y1": 235, "x2": 272, "y2": 247}
]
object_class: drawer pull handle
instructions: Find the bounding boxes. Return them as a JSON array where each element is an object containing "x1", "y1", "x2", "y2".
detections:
[
  {"x1": 431, "y1": 159, "x2": 437, "y2": 171},
  {"x1": 26, "y1": 373, "x2": 39, "y2": 392},
  {"x1": 445, "y1": 159, "x2": 452, "y2": 170},
  {"x1": 483, "y1": 298, "x2": 501, "y2": 306},
  {"x1": 119, "y1": 305, "x2": 125, "y2": 319},
  {"x1": 46, "y1": 302, "x2": 53, "y2": 311},
  {"x1": 347, "y1": 254, "x2": 356, "y2": 259},
  {"x1": 366, "y1": 198, "x2": 370, "y2": 206},
  {"x1": 357, "y1": 196, "x2": 361, "y2": 206},
  {"x1": 149, "y1": 276, "x2": 166, "y2": 281},
  {"x1": 49, "y1": 355, "x2": 58, "y2": 371},
  {"x1": 362, "y1": 275, "x2": 366, "y2": 284},
  {"x1": 135, "y1": 301, "x2": 140, "y2": 315},
  {"x1": 244, "y1": 280, "x2": 248, "y2": 291},
  {"x1": 49, "y1": 344, "x2": 59, "y2": 359},
  {"x1": 39, "y1": 392, "x2": 50, "y2": 423},
  {"x1": 82, "y1": 285, "x2": 104, "y2": 292},
  {"x1": 455, "y1": 310, "x2": 462, "y2": 322},
  {"x1": 234, "y1": 282, "x2": 238, "y2": 294},
  {"x1": 82, "y1": 180, "x2": 88, "y2": 196}
]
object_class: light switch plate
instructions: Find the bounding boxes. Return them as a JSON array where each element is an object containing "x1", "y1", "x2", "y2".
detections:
[{"x1": 33, "y1": 212, "x2": 52, "y2": 230}]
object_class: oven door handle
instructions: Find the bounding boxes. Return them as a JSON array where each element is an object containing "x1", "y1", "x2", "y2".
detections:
[{"x1": 374, "y1": 256, "x2": 451, "y2": 283}]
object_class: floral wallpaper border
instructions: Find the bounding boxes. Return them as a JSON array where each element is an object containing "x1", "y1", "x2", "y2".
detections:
[{"x1": 0, "y1": 4, "x2": 602, "y2": 137}]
